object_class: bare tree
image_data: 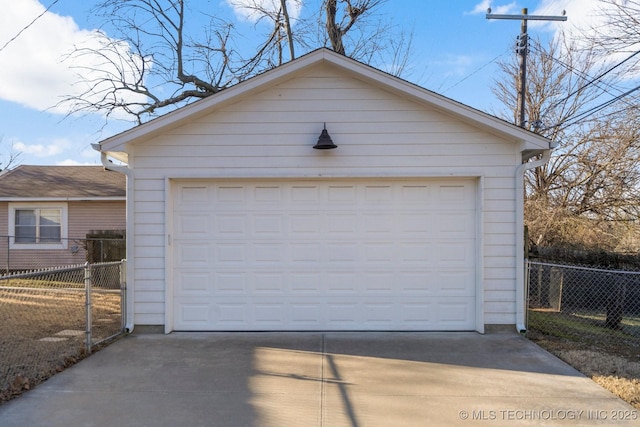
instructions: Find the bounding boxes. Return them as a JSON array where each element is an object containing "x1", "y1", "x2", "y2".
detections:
[
  {"x1": 324, "y1": 0, "x2": 380, "y2": 54},
  {"x1": 586, "y1": 0, "x2": 640, "y2": 76},
  {"x1": 0, "y1": 137, "x2": 21, "y2": 172},
  {"x1": 62, "y1": 0, "x2": 248, "y2": 124},
  {"x1": 228, "y1": 0, "x2": 303, "y2": 66},
  {"x1": 493, "y1": 34, "x2": 640, "y2": 249},
  {"x1": 61, "y1": 0, "x2": 411, "y2": 124}
]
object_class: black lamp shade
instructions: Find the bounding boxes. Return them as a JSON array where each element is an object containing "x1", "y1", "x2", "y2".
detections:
[{"x1": 313, "y1": 126, "x2": 337, "y2": 149}]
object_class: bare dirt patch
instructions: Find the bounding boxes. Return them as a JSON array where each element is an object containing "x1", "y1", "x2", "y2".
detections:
[{"x1": 0, "y1": 287, "x2": 122, "y2": 404}]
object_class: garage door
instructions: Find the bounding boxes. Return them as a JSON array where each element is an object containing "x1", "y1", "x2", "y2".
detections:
[{"x1": 171, "y1": 179, "x2": 476, "y2": 331}]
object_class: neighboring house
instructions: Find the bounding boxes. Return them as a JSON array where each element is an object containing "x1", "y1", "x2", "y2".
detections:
[
  {"x1": 0, "y1": 165, "x2": 126, "y2": 270},
  {"x1": 95, "y1": 48, "x2": 553, "y2": 333}
]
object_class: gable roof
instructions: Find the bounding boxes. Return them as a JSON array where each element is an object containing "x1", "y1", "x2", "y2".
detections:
[
  {"x1": 0, "y1": 165, "x2": 126, "y2": 200},
  {"x1": 97, "y1": 48, "x2": 552, "y2": 161}
]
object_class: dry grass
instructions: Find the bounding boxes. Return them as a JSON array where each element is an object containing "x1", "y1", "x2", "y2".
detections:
[
  {"x1": 529, "y1": 332, "x2": 640, "y2": 409},
  {"x1": 557, "y1": 349, "x2": 640, "y2": 408},
  {"x1": 0, "y1": 287, "x2": 122, "y2": 404}
]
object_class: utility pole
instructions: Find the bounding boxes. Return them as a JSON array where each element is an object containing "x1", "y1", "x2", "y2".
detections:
[{"x1": 487, "y1": 8, "x2": 567, "y2": 128}]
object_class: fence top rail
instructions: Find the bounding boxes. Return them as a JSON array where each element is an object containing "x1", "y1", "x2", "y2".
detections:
[
  {"x1": 0, "y1": 264, "x2": 85, "y2": 280},
  {"x1": 0, "y1": 260, "x2": 125, "y2": 280},
  {"x1": 0, "y1": 285, "x2": 84, "y2": 292},
  {"x1": 90, "y1": 261, "x2": 125, "y2": 268},
  {"x1": 528, "y1": 260, "x2": 640, "y2": 275}
]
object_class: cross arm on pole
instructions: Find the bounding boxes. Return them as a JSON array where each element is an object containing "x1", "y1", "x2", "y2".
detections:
[
  {"x1": 486, "y1": 13, "x2": 567, "y2": 21},
  {"x1": 485, "y1": 8, "x2": 567, "y2": 128}
]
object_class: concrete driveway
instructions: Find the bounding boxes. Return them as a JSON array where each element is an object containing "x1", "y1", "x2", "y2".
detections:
[{"x1": 0, "y1": 331, "x2": 637, "y2": 426}]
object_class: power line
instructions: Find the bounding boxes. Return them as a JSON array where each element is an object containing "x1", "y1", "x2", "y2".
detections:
[
  {"x1": 440, "y1": 47, "x2": 511, "y2": 94},
  {"x1": 0, "y1": 0, "x2": 60, "y2": 53},
  {"x1": 542, "y1": 83, "x2": 640, "y2": 133},
  {"x1": 528, "y1": 43, "x2": 629, "y2": 103},
  {"x1": 543, "y1": 48, "x2": 640, "y2": 113}
]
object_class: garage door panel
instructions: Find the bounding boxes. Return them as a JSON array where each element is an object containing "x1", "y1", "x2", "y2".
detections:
[
  {"x1": 217, "y1": 214, "x2": 246, "y2": 234},
  {"x1": 172, "y1": 179, "x2": 477, "y2": 331},
  {"x1": 254, "y1": 243, "x2": 285, "y2": 262},
  {"x1": 291, "y1": 185, "x2": 320, "y2": 202},
  {"x1": 253, "y1": 215, "x2": 284, "y2": 235},
  {"x1": 363, "y1": 272, "x2": 395, "y2": 293},
  {"x1": 216, "y1": 243, "x2": 246, "y2": 263},
  {"x1": 290, "y1": 242, "x2": 320, "y2": 260},
  {"x1": 216, "y1": 304, "x2": 247, "y2": 327},
  {"x1": 173, "y1": 297, "x2": 476, "y2": 331},
  {"x1": 436, "y1": 241, "x2": 475, "y2": 268},
  {"x1": 326, "y1": 272, "x2": 360, "y2": 294},
  {"x1": 177, "y1": 244, "x2": 210, "y2": 265},
  {"x1": 218, "y1": 186, "x2": 245, "y2": 202},
  {"x1": 252, "y1": 272, "x2": 285, "y2": 294},
  {"x1": 254, "y1": 303, "x2": 287, "y2": 325},
  {"x1": 178, "y1": 302, "x2": 210, "y2": 327},
  {"x1": 176, "y1": 272, "x2": 211, "y2": 295},
  {"x1": 214, "y1": 272, "x2": 247, "y2": 293},
  {"x1": 327, "y1": 214, "x2": 357, "y2": 233},
  {"x1": 177, "y1": 214, "x2": 209, "y2": 235},
  {"x1": 436, "y1": 271, "x2": 475, "y2": 295},
  {"x1": 398, "y1": 213, "x2": 430, "y2": 233},
  {"x1": 291, "y1": 214, "x2": 321, "y2": 233},
  {"x1": 178, "y1": 186, "x2": 209, "y2": 204},
  {"x1": 437, "y1": 299, "x2": 476, "y2": 326},
  {"x1": 400, "y1": 243, "x2": 432, "y2": 263},
  {"x1": 435, "y1": 212, "x2": 475, "y2": 235},
  {"x1": 397, "y1": 271, "x2": 437, "y2": 294},
  {"x1": 290, "y1": 272, "x2": 321, "y2": 292},
  {"x1": 326, "y1": 243, "x2": 358, "y2": 264},
  {"x1": 364, "y1": 243, "x2": 394, "y2": 263},
  {"x1": 328, "y1": 185, "x2": 356, "y2": 202}
]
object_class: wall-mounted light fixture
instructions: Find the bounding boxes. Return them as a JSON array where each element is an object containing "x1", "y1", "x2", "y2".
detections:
[{"x1": 313, "y1": 123, "x2": 337, "y2": 149}]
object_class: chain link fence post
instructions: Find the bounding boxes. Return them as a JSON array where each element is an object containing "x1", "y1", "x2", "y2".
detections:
[
  {"x1": 84, "y1": 262, "x2": 92, "y2": 354},
  {"x1": 120, "y1": 259, "x2": 127, "y2": 332}
]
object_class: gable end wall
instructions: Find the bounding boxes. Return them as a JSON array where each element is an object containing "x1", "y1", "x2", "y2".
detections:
[{"x1": 128, "y1": 65, "x2": 520, "y2": 327}]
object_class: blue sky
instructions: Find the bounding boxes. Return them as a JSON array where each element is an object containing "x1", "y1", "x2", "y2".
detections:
[{"x1": 0, "y1": 0, "x2": 601, "y2": 166}]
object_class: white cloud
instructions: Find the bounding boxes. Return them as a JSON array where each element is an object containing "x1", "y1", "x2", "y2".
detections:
[
  {"x1": 434, "y1": 54, "x2": 474, "y2": 77},
  {"x1": 468, "y1": 1, "x2": 517, "y2": 15},
  {"x1": 530, "y1": 0, "x2": 637, "y2": 74},
  {"x1": 0, "y1": 0, "x2": 147, "y2": 115},
  {"x1": 226, "y1": 0, "x2": 302, "y2": 23},
  {"x1": 56, "y1": 158, "x2": 98, "y2": 166},
  {"x1": 13, "y1": 137, "x2": 71, "y2": 158}
]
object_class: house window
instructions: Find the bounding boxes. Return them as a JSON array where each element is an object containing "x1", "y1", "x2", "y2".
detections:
[{"x1": 9, "y1": 203, "x2": 68, "y2": 249}]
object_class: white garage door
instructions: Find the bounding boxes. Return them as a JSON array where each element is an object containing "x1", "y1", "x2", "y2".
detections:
[{"x1": 171, "y1": 179, "x2": 477, "y2": 331}]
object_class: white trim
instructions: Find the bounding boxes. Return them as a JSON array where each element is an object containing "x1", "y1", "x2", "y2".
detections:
[
  {"x1": 154, "y1": 172, "x2": 489, "y2": 181},
  {"x1": 475, "y1": 176, "x2": 485, "y2": 333},
  {"x1": 165, "y1": 175, "x2": 482, "y2": 331},
  {"x1": 164, "y1": 177, "x2": 174, "y2": 334},
  {"x1": 515, "y1": 150, "x2": 552, "y2": 332},
  {"x1": 100, "y1": 153, "x2": 136, "y2": 333},
  {"x1": 8, "y1": 202, "x2": 69, "y2": 250}
]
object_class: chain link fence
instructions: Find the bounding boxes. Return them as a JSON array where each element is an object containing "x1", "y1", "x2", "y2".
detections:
[
  {"x1": 0, "y1": 235, "x2": 126, "y2": 274},
  {"x1": 526, "y1": 259, "x2": 640, "y2": 357},
  {"x1": 0, "y1": 261, "x2": 126, "y2": 403}
]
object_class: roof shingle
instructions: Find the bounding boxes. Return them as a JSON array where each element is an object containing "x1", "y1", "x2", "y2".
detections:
[{"x1": 0, "y1": 165, "x2": 126, "y2": 199}]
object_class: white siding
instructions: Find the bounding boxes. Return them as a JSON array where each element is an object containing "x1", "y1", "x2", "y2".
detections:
[{"x1": 128, "y1": 63, "x2": 520, "y2": 327}]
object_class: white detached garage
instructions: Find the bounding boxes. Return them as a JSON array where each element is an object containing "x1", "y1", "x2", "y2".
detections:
[{"x1": 95, "y1": 48, "x2": 552, "y2": 333}]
